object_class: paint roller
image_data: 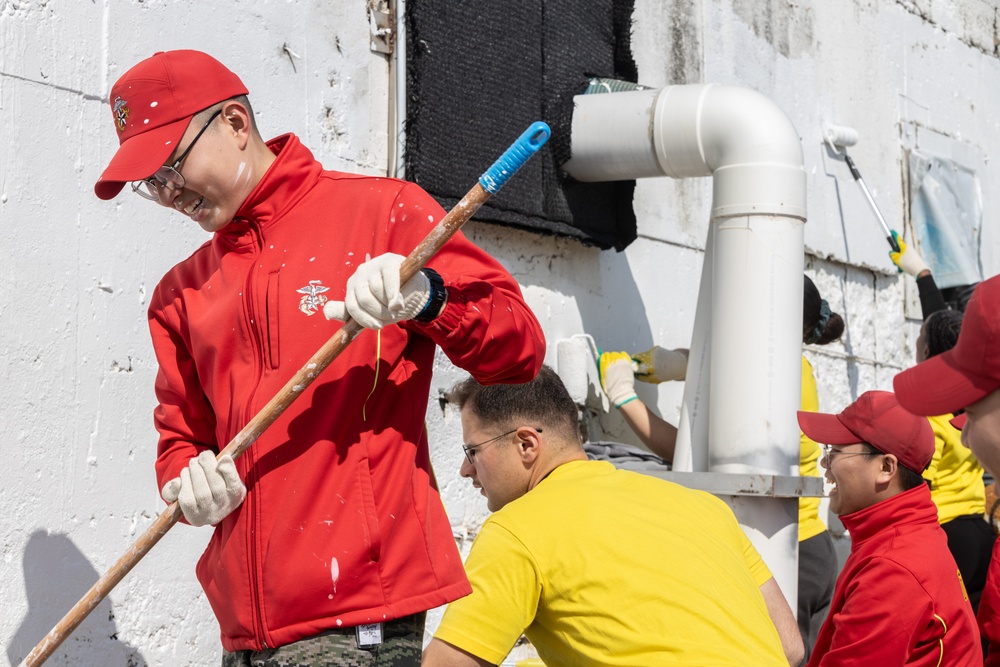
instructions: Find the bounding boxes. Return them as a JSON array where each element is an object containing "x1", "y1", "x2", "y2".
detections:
[{"x1": 823, "y1": 124, "x2": 900, "y2": 253}]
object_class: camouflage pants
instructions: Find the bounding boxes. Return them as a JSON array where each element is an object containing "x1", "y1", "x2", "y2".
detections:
[{"x1": 221, "y1": 613, "x2": 425, "y2": 667}]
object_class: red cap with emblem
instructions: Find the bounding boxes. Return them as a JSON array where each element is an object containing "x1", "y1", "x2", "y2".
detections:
[
  {"x1": 94, "y1": 50, "x2": 248, "y2": 200},
  {"x1": 797, "y1": 390, "x2": 935, "y2": 472}
]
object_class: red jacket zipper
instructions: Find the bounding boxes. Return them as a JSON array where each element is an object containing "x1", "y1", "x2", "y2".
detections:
[{"x1": 239, "y1": 218, "x2": 271, "y2": 649}]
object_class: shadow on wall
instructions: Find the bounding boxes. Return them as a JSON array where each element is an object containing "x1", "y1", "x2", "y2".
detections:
[{"x1": 7, "y1": 531, "x2": 146, "y2": 667}]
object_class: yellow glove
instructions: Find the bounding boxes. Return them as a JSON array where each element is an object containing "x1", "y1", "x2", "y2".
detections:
[
  {"x1": 889, "y1": 231, "x2": 929, "y2": 277},
  {"x1": 598, "y1": 351, "x2": 638, "y2": 408},
  {"x1": 633, "y1": 346, "x2": 689, "y2": 384}
]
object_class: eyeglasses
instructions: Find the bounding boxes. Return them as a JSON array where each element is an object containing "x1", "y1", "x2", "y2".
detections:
[
  {"x1": 462, "y1": 428, "x2": 542, "y2": 464},
  {"x1": 821, "y1": 445, "x2": 879, "y2": 463},
  {"x1": 131, "y1": 108, "x2": 223, "y2": 201}
]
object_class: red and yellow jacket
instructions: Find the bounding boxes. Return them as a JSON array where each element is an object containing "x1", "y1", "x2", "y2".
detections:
[
  {"x1": 808, "y1": 484, "x2": 981, "y2": 666},
  {"x1": 978, "y1": 541, "x2": 1000, "y2": 666},
  {"x1": 149, "y1": 134, "x2": 545, "y2": 651}
]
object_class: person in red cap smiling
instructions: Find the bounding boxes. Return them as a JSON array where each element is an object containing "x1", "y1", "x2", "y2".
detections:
[
  {"x1": 895, "y1": 274, "x2": 1000, "y2": 665},
  {"x1": 94, "y1": 50, "x2": 545, "y2": 665},
  {"x1": 798, "y1": 390, "x2": 982, "y2": 666}
]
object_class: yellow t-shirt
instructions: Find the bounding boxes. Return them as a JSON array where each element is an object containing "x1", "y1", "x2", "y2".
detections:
[
  {"x1": 799, "y1": 356, "x2": 826, "y2": 542},
  {"x1": 434, "y1": 460, "x2": 787, "y2": 666},
  {"x1": 922, "y1": 413, "x2": 986, "y2": 524}
]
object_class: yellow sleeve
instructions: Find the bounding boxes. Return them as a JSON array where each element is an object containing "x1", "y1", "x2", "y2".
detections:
[
  {"x1": 739, "y1": 523, "x2": 774, "y2": 587},
  {"x1": 434, "y1": 519, "x2": 541, "y2": 664},
  {"x1": 800, "y1": 356, "x2": 819, "y2": 412},
  {"x1": 921, "y1": 417, "x2": 946, "y2": 484},
  {"x1": 799, "y1": 356, "x2": 821, "y2": 471}
]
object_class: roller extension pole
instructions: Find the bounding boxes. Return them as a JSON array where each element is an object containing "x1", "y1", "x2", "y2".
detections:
[
  {"x1": 18, "y1": 121, "x2": 551, "y2": 667},
  {"x1": 822, "y1": 124, "x2": 899, "y2": 253},
  {"x1": 843, "y1": 154, "x2": 900, "y2": 253}
]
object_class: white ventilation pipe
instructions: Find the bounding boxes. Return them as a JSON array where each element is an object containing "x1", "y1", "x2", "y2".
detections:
[{"x1": 562, "y1": 83, "x2": 806, "y2": 607}]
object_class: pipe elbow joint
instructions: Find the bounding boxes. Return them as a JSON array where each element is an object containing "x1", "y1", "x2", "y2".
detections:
[
  {"x1": 653, "y1": 84, "x2": 806, "y2": 220},
  {"x1": 561, "y1": 83, "x2": 807, "y2": 221}
]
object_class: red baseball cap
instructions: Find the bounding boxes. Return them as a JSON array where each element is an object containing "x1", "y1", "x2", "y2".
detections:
[
  {"x1": 797, "y1": 390, "x2": 934, "y2": 472},
  {"x1": 94, "y1": 50, "x2": 248, "y2": 200},
  {"x1": 894, "y1": 275, "x2": 1000, "y2": 416}
]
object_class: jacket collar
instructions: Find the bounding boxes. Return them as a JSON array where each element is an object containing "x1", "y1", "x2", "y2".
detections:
[
  {"x1": 839, "y1": 483, "x2": 937, "y2": 546},
  {"x1": 219, "y1": 133, "x2": 323, "y2": 241}
]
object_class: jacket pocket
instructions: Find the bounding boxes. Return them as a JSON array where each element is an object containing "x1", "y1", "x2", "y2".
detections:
[
  {"x1": 265, "y1": 271, "x2": 280, "y2": 370},
  {"x1": 356, "y1": 457, "x2": 382, "y2": 562}
]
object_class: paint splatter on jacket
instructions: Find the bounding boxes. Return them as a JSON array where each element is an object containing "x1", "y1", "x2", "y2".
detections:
[{"x1": 148, "y1": 134, "x2": 545, "y2": 652}]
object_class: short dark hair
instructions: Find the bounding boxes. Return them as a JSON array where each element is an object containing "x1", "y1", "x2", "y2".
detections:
[
  {"x1": 449, "y1": 366, "x2": 581, "y2": 444},
  {"x1": 196, "y1": 94, "x2": 259, "y2": 134},
  {"x1": 923, "y1": 309, "x2": 963, "y2": 358},
  {"x1": 862, "y1": 444, "x2": 927, "y2": 491}
]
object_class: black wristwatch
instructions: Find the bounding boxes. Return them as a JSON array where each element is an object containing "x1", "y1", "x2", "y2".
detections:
[{"x1": 414, "y1": 268, "x2": 447, "y2": 322}]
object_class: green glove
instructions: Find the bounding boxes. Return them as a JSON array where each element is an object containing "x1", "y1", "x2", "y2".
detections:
[
  {"x1": 598, "y1": 351, "x2": 638, "y2": 408},
  {"x1": 889, "y1": 231, "x2": 929, "y2": 277},
  {"x1": 633, "y1": 346, "x2": 689, "y2": 384}
]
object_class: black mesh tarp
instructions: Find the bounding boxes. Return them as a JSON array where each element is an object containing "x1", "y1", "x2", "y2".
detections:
[{"x1": 405, "y1": 0, "x2": 638, "y2": 251}]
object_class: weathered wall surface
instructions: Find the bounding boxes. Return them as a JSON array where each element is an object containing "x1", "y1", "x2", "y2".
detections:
[{"x1": 2, "y1": 0, "x2": 998, "y2": 665}]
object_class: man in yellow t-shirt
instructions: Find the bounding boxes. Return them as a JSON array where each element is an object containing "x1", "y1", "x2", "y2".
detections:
[{"x1": 422, "y1": 366, "x2": 803, "y2": 667}]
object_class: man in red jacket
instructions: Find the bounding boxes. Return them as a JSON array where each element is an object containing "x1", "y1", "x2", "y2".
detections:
[
  {"x1": 798, "y1": 390, "x2": 981, "y2": 667},
  {"x1": 93, "y1": 50, "x2": 545, "y2": 665},
  {"x1": 895, "y1": 274, "x2": 1000, "y2": 666}
]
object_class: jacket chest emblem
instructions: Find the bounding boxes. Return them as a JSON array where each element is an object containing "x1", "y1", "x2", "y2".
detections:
[{"x1": 296, "y1": 280, "x2": 330, "y2": 316}]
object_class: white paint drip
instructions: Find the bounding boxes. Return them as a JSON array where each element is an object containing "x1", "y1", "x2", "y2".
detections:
[
  {"x1": 150, "y1": 101, "x2": 158, "y2": 107},
  {"x1": 233, "y1": 161, "x2": 247, "y2": 186},
  {"x1": 330, "y1": 557, "x2": 339, "y2": 596}
]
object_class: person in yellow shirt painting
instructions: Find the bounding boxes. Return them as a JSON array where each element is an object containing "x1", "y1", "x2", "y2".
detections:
[
  {"x1": 598, "y1": 275, "x2": 843, "y2": 664},
  {"x1": 891, "y1": 232, "x2": 994, "y2": 615}
]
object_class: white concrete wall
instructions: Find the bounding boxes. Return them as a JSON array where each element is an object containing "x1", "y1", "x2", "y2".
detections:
[{"x1": 2, "y1": 1, "x2": 999, "y2": 665}]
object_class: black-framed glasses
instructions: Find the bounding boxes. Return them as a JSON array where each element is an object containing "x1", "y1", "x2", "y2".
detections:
[
  {"x1": 821, "y1": 445, "x2": 879, "y2": 463},
  {"x1": 131, "y1": 108, "x2": 223, "y2": 201},
  {"x1": 462, "y1": 428, "x2": 542, "y2": 465}
]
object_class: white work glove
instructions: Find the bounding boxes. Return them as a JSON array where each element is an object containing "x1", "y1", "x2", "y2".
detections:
[
  {"x1": 161, "y1": 451, "x2": 247, "y2": 527},
  {"x1": 633, "y1": 346, "x2": 689, "y2": 384},
  {"x1": 323, "y1": 253, "x2": 432, "y2": 329},
  {"x1": 599, "y1": 351, "x2": 638, "y2": 408},
  {"x1": 889, "y1": 231, "x2": 930, "y2": 277}
]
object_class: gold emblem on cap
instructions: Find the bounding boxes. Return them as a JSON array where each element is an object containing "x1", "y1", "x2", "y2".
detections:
[{"x1": 113, "y1": 96, "x2": 130, "y2": 132}]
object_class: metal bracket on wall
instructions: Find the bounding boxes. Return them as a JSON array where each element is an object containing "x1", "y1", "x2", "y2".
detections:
[
  {"x1": 369, "y1": 4, "x2": 395, "y2": 54},
  {"x1": 644, "y1": 471, "x2": 826, "y2": 498}
]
